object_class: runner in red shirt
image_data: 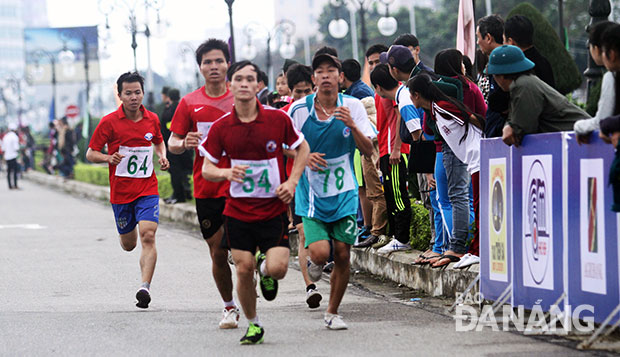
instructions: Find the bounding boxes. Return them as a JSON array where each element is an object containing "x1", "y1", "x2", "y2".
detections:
[
  {"x1": 167, "y1": 39, "x2": 239, "y2": 329},
  {"x1": 202, "y1": 61, "x2": 309, "y2": 345},
  {"x1": 87, "y1": 72, "x2": 169, "y2": 309}
]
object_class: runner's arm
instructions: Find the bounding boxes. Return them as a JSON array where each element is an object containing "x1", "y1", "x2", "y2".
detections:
[
  {"x1": 276, "y1": 140, "x2": 309, "y2": 204},
  {"x1": 202, "y1": 158, "x2": 246, "y2": 183},
  {"x1": 85, "y1": 147, "x2": 124, "y2": 165},
  {"x1": 168, "y1": 132, "x2": 201, "y2": 154},
  {"x1": 154, "y1": 141, "x2": 169, "y2": 171}
]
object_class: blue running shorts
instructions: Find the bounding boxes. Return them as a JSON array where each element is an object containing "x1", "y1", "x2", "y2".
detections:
[{"x1": 111, "y1": 195, "x2": 160, "y2": 234}]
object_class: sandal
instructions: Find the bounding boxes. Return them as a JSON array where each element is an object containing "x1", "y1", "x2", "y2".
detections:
[
  {"x1": 432, "y1": 254, "x2": 461, "y2": 269},
  {"x1": 414, "y1": 252, "x2": 441, "y2": 265}
]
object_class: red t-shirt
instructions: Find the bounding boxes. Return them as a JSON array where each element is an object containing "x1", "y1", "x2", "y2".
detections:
[
  {"x1": 89, "y1": 105, "x2": 163, "y2": 204},
  {"x1": 375, "y1": 94, "x2": 410, "y2": 157},
  {"x1": 201, "y1": 102, "x2": 304, "y2": 222},
  {"x1": 170, "y1": 86, "x2": 234, "y2": 199}
]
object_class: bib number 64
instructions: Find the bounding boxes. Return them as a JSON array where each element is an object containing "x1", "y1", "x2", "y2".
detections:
[{"x1": 127, "y1": 155, "x2": 149, "y2": 175}]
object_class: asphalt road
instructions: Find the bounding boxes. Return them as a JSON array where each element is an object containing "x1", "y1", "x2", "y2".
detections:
[{"x1": 0, "y1": 177, "x2": 599, "y2": 356}]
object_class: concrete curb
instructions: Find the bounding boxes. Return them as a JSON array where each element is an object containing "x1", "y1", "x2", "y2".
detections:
[{"x1": 26, "y1": 171, "x2": 478, "y2": 298}]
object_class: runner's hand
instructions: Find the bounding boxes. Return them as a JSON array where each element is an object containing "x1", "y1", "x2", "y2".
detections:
[
  {"x1": 159, "y1": 157, "x2": 170, "y2": 171},
  {"x1": 107, "y1": 152, "x2": 125, "y2": 165},
  {"x1": 308, "y1": 152, "x2": 328, "y2": 171},
  {"x1": 389, "y1": 149, "x2": 401, "y2": 166},
  {"x1": 184, "y1": 131, "x2": 202, "y2": 149},
  {"x1": 226, "y1": 165, "x2": 249, "y2": 183},
  {"x1": 276, "y1": 181, "x2": 296, "y2": 204},
  {"x1": 334, "y1": 107, "x2": 354, "y2": 128}
]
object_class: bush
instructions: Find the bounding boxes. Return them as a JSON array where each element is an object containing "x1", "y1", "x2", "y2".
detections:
[
  {"x1": 507, "y1": 2, "x2": 582, "y2": 94},
  {"x1": 409, "y1": 199, "x2": 432, "y2": 251},
  {"x1": 586, "y1": 78, "x2": 603, "y2": 116}
]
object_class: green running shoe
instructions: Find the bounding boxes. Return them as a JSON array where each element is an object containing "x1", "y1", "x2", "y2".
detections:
[
  {"x1": 240, "y1": 323, "x2": 264, "y2": 345},
  {"x1": 256, "y1": 252, "x2": 278, "y2": 301}
]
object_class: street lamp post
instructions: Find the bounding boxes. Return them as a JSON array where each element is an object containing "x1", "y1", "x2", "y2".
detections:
[
  {"x1": 31, "y1": 49, "x2": 58, "y2": 121},
  {"x1": 99, "y1": 0, "x2": 164, "y2": 109},
  {"x1": 241, "y1": 20, "x2": 296, "y2": 89},
  {"x1": 225, "y1": 0, "x2": 236, "y2": 63},
  {"x1": 584, "y1": 0, "x2": 611, "y2": 102}
]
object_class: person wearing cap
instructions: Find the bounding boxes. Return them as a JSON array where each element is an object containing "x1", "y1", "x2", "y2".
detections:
[
  {"x1": 393, "y1": 33, "x2": 433, "y2": 73},
  {"x1": 2, "y1": 123, "x2": 20, "y2": 189},
  {"x1": 288, "y1": 51, "x2": 375, "y2": 330},
  {"x1": 485, "y1": 45, "x2": 590, "y2": 146}
]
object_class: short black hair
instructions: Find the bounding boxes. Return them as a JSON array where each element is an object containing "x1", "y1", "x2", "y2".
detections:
[
  {"x1": 286, "y1": 63, "x2": 313, "y2": 90},
  {"x1": 227, "y1": 60, "x2": 261, "y2": 80},
  {"x1": 161, "y1": 86, "x2": 170, "y2": 95},
  {"x1": 478, "y1": 15, "x2": 504, "y2": 44},
  {"x1": 315, "y1": 46, "x2": 338, "y2": 57},
  {"x1": 589, "y1": 21, "x2": 616, "y2": 47},
  {"x1": 257, "y1": 70, "x2": 268, "y2": 86},
  {"x1": 282, "y1": 59, "x2": 299, "y2": 74},
  {"x1": 116, "y1": 71, "x2": 144, "y2": 95},
  {"x1": 365, "y1": 44, "x2": 389, "y2": 59},
  {"x1": 168, "y1": 88, "x2": 180, "y2": 101},
  {"x1": 504, "y1": 15, "x2": 534, "y2": 47},
  {"x1": 342, "y1": 59, "x2": 361, "y2": 82},
  {"x1": 195, "y1": 38, "x2": 230, "y2": 65},
  {"x1": 393, "y1": 33, "x2": 419, "y2": 48},
  {"x1": 370, "y1": 63, "x2": 399, "y2": 90}
]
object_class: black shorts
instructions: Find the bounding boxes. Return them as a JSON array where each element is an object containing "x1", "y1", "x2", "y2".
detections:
[
  {"x1": 195, "y1": 197, "x2": 226, "y2": 240},
  {"x1": 222, "y1": 212, "x2": 290, "y2": 253},
  {"x1": 289, "y1": 199, "x2": 302, "y2": 226}
]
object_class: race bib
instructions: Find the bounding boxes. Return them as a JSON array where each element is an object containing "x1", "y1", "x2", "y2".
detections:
[
  {"x1": 115, "y1": 146, "x2": 154, "y2": 178},
  {"x1": 196, "y1": 122, "x2": 213, "y2": 157},
  {"x1": 307, "y1": 153, "x2": 355, "y2": 198},
  {"x1": 230, "y1": 158, "x2": 281, "y2": 198}
]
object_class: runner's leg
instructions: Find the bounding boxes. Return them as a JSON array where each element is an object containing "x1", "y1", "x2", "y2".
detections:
[
  {"x1": 119, "y1": 228, "x2": 138, "y2": 251},
  {"x1": 264, "y1": 246, "x2": 289, "y2": 280},
  {"x1": 231, "y1": 249, "x2": 257, "y2": 320},
  {"x1": 206, "y1": 227, "x2": 234, "y2": 302},
  {"x1": 137, "y1": 220, "x2": 158, "y2": 284},
  {"x1": 326, "y1": 240, "x2": 350, "y2": 315}
]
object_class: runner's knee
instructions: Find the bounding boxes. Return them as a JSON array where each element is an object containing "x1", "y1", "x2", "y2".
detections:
[{"x1": 267, "y1": 259, "x2": 288, "y2": 279}]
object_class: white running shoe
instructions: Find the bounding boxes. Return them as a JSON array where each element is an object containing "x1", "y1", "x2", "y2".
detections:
[
  {"x1": 455, "y1": 254, "x2": 480, "y2": 269},
  {"x1": 324, "y1": 313, "x2": 348, "y2": 330},
  {"x1": 452, "y1": 253, "x2": 471, "y2": 269},
  {"x1": 307, "y1": 257, "x2": 324, "y2": 282},
  {"x1": 306, "y1": 288, "x2": 322, "y2": 309},
  {"x1": 375, "y1": 238, "x2": 412, "y2": 254},
  {"x1": 219, "y1": 306, "x2": 240, "y2": 329}
]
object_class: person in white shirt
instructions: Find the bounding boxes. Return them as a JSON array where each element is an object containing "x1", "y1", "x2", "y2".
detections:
[{"x1": 3, "y1": 123, "x2": 20, "y2": 189}]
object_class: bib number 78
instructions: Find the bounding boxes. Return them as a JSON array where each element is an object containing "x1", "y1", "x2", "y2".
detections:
[{"x1": 317, "y1": 167, "x2": 345, "y2": 194}]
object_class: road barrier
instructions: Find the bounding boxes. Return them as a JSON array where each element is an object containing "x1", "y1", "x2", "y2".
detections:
[{"x1": 480, "y1": 132, "x2": 619, "y2": 326}]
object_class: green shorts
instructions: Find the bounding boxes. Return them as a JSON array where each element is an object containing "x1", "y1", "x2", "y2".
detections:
[{"x1": 302, "y1": 215, "x2": 357, "y2": 248}]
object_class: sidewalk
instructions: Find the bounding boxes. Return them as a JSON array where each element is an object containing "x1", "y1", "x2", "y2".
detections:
[{"x1": 25, "y1": 171, "x2": 478, "y2": 298}]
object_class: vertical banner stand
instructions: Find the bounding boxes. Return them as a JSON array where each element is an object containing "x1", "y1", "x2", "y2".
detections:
[{"x1": 578, "y1": 304, "x2": 620, "y2": 349}]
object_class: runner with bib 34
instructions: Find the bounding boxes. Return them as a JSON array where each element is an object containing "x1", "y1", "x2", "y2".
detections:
[{"x1": 87, "y1": 72, "x2": 169, "y2": 309}]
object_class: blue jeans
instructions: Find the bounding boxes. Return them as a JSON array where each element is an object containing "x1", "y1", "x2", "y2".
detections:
[
  {"x1": 442, "y1": 144, "x2": 470, "y2": 254},
  {"x1": 432, "y1": 151, "x2": 452, "y2": 254}
]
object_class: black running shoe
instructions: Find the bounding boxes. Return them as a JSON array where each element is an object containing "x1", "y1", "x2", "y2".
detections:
[
  {"x1": 256, "y1": 252, "x2": 278, "y2": 301},
  {"x1": 240, "y1": 323, "x2": 264, "y2": 345},
  {"x1": 353, "y1": 234, "x2": 379, "y2": 248},
  {"x1": 136, "y1": 288, "x2": 151, "y2": 309}
]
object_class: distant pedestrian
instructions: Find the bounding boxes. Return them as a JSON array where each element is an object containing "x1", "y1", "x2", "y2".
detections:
[{"x1": 3, "y1": 123, "x2": 20, "y2": 189}]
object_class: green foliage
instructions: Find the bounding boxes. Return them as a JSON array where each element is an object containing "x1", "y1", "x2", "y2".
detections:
[
  {"x1": 507, "y1": 2, "x2": 582, "y2": 94},
  {"x1": 586, "y1": 77, "x2": 603, "y2": 116},
  {"x1": 409, "y1": 199, "x2": 431, "y2": 251},
  {"x1": 74, "y1": 163, "x2": 110, "y2": 186}
]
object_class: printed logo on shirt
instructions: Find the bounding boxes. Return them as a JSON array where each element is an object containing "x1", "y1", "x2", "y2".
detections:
[
  {"x1": 144, "y1": 132, "x2": 153, "y2": 141},
  {"x1": 441, "y1": 125, "x2": 451, "y2": 135},
  {"x1": 343, "y1": 127, "x2": 351, "y2": 138},
  {"x1": 266, "y1": 140, "x2": 277, "y2": 153},
  {"x1": 194, "y1": 106, "x2": 204, "y2": 113}
]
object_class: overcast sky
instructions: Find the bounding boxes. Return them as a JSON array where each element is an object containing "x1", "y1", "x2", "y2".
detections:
[{"x1": 46, "y1": 0, "x2": 275, "y2": 79}]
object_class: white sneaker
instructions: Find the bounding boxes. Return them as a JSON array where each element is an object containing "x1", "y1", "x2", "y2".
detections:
[
  {"x1": 219, "y1": 306, "x2": 240, "y2": 329},
  {"x1": 375, "y1": 238, "x2": 412, "y2": 254},
  {"x1": 307, "y1": 257, "x2": 324, "y2": 282},
  {"x1": 456, "y1": 254, "x2": 480, "y2": 269},
  {"x1": 306, "y1": 287, "x2": 322, "y2": 309},
  {"x1": 452, "y1": 253, "x2": 471, "y2": 269},
  {"x1": 324, "y1": 313, "x2": 348, "y2": 330}
]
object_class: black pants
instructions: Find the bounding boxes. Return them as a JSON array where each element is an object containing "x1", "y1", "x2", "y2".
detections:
[
  {"x1": 7, "y1": 158, "x2": 18, "y2": 189},
  {"x1": 379, "y1": 154, "x2": 411, "y2": 244},
  {"x1": 169, "y1": 151, "x2": 193, "y2": 201}
]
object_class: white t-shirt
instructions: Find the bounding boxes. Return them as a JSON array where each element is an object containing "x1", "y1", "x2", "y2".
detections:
[
  {"x1": 2, "y1": 131, "x2": 19, "y2": 160},
  {"x1": 432, "y1": 102, "x2": 481, "y2": 175}
]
